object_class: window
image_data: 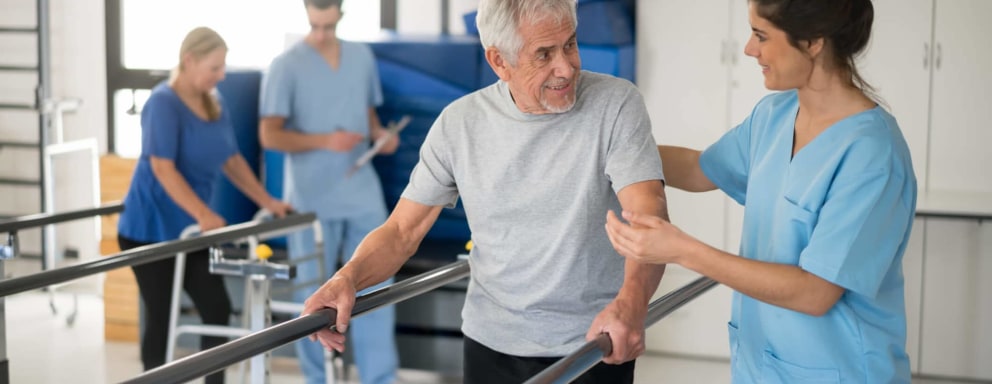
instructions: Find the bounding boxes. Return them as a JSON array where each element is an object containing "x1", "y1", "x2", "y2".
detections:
[{"x1": 108, "y1": 0, "x2": 382, "y2": 155}]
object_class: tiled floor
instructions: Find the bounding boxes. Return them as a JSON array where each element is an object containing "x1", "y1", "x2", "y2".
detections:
[{"x1": 2, "y1": 258, "x2": 987, "y2": 383}]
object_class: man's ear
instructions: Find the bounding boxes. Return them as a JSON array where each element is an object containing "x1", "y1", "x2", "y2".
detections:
[{"x1": 484, "y1": 47, "x2": 512, "y2": 81}]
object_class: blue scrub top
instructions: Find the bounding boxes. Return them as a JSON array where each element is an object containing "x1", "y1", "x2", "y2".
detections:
[
  {"x1": 118, "y1": 83, "x2": 238, "y2": 242},
  {"x1": 259, "y1": 40, "x2": 386, "y2": 220},
  {"x1": 700, "y1": 90, "x2": 916, "y2": 383}
]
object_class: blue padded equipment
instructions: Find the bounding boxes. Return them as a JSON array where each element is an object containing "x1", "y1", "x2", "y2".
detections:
[
  {"x1": 211, "y1": 71, "x2": 263, "y2": 225},
  {"x1": 368, "y1": 33, "x2": 482, "y2": 92}
]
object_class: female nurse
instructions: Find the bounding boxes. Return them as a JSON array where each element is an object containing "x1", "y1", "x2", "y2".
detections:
[
  {"x1": 605, "y1": 0, "x2": 916, "y2": 382},
  {"x1": 117, "y1": 27, "x2": 290, "y2": 384}
]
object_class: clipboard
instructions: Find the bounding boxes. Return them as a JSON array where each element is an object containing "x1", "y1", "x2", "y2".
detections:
[{"x1": 346, "y1": 115, "x2": 412, "y2": 177}]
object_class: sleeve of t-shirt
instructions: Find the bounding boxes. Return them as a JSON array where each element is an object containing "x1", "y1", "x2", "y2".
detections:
[
  {"x1": 259, "y1": 56, "x2": 292, "y2": 118},
  {"x1": 143, "y1": 92, "x2": 181, "y2": 161},
  {"x1": 400, "y1": 111, "x2": 459, "y2": 208},
  {"x1": 699, "y1": 112, "x2": 754, "y2": 206},
  {"x1": 604, "y1": 86, "x2": 665, "y2": 193},
  {"x1": 799, "y1": 134, "x2": 915, "y2": 298}
]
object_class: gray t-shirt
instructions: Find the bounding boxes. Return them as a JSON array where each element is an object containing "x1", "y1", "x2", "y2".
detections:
[{"x1": 402, "y1": 71, "x2": 664, "y2": 356}]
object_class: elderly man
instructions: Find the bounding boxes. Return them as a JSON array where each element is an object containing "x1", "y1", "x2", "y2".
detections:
[{"x1": 303, "y1": 0, "x2": 668, "y2": 382}]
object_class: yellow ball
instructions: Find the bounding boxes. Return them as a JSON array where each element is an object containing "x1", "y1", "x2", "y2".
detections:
[{"x1": 256, "y1": 243, "x2": 273, "y2": 260}]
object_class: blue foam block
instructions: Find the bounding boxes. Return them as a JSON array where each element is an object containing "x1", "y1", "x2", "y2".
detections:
[
  {"x1": 463, "y1": 0, "x2": 635, "y2": 46},
  {"x1": 261, "y1": 149, "x2": 287, "y2": 248},
  {"x1": 211, "y1": 71, "x2": 263, "y2": 225},
  {"x1": 377, "y1": 60, "x2": 469, "y2": 100},
  {"x1": 367, "y1": 33, "x2": 482, "y2": 92},
  {"x1": 576, "y1": 1, "x2": 634, "y2": 46},
  {"x1": 580, "y1": 44, "x2": 636, "y2": 83}
]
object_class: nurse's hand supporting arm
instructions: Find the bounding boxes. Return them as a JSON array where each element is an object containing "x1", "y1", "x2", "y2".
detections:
[
  {"x1": 589, "y1": 180, "x2": 668, "y2": 364},
  {"x1": 658, "y1": 146, "x2": 718, "y2": 192},
  {"x1": 604, "y1": 211, "x2": 844, "y2": 316},
  {"x1": 303, "y1": 198, "x2": 444, "y2": 353}
]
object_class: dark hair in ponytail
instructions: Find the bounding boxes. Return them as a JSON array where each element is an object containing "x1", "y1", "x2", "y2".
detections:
[{"x1": 751, "y1": 0, "x2": 877, "y2": 99}]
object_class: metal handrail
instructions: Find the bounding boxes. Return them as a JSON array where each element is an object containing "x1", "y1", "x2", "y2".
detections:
[
  {"x1": 124, "y1": 259, "x2": 471, "y2": 384},
  {"x1": 0, "y1": 212, "x2": 316, "y2": 298},
  {"x1": 0, "y1": 202, "x2": 124, "y2": 233},
  {"x1": 524, "y1": 277, "x2": 719, "y2": 384}
]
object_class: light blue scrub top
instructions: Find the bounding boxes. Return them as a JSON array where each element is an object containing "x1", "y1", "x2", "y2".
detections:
[
  {"x1": 119, "y1": 82, "x2": 238, "y2": 242},
  {"x1": 700, "y1": 90, "x2": 916, "y2": 383},
  {"x1": 259, "y1": 40, "x2": 385, "y2": 219}
]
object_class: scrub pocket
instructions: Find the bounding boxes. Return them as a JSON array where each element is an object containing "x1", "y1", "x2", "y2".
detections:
[{"x1": 761, "y1": 350, "x2": 840, "y2": 384}]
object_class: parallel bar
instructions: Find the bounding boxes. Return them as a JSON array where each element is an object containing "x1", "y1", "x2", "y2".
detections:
[
  {"x1": 125, "y1": 260, "x2": 471, "y2": 384},
  {"x1": 0, "y1": 104, "x2": 34, "y2": 110},
  {"x1": 524, "y1": 277, "x2": 719, "y2": 384},
  {"x1": 915, "y1": 211, "x2": 992, "y2": 221},
  {"x1": 0, "y1": 178, "x2": 39, "y2": 187},
  {"x1": 0, "y1": 27, "x2": 37, "y2": 33},
  {"x1": 0, "y1": 65, "x2": 38, "y2": 72},
  {"x1": 0, "y1": 213, "x2": 316, "y2": 298},
  {"x1": 0, "y1": 202, "x2": 123, "y2": 233},
  {"x1": 0, "y1": 141, "x2": 38, "y2": 149}
]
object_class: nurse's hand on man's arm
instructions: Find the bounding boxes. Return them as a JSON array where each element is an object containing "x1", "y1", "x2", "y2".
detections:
[{"x1": 605, "y1": 210, "x2": 693, "y2": 265}]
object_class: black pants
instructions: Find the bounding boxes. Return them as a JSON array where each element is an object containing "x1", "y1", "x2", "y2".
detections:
[
  {"x1": 118, "y1": 235, "x2": 232, "y2": 384},
  {"x1": 464, "y1": 336, "x2": 636, "y2": 384}
]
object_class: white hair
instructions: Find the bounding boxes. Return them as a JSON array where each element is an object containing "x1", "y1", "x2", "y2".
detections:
[{"x1": 476, "y1": 0, "x2": 578, "y2": 66}]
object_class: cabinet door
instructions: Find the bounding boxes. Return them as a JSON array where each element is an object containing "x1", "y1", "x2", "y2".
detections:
[
  {"x1": 928, "y1": 0, "x2": 992, "y2": 193},
  {"x1": 903, "y1": 218, "x2": 925, "y2": 374},
  {"x1": 920, "y1": 218, "x2": 992, "y2": 380},
  {"x1": 637, "y1": 0, "x2": 732, "y2": 250},
  {"x1": 645, "y1": 265, "x2": 733, "y2": 358},
  {"x1": 859, "y1": 0, "x2": 933, "y2": 190}
]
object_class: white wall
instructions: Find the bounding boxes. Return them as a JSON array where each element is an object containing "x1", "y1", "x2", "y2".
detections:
[
  {"x1": 397, "y1": 0, "x2": 479, "y2": 35},
  {"x1": 0, "y1": 0, "x2": 105, "y2": 262}
]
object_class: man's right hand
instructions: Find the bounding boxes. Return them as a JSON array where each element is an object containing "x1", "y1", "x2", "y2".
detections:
[
  {"x1": 302, "y1": 273, "x2": 358, "y2": 352},
  {"x1": 323, "y1": 131, "x2": 364, "y2": 152}
]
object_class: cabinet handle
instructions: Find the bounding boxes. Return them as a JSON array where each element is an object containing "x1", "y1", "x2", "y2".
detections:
[
  {"x1": 924, "y1": 42, "x2": 930, "y2": 70},
  {"x1": 720, "y1": 40, "x2": 728, "y2": 65},
  {"x1": 935, "y1": 43, "x2": 942, "y2": 70},
  {"x1": 731, "y1": 40, "x2": 739, "y2": 65}
]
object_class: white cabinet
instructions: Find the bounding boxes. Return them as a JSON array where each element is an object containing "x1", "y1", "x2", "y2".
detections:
[
  {"x1": 636, "y1": 0, "x2": 767, "y2": 358},
  {"x1": 645, "y1": 265, "x2": 733, "y2": 359},
  {"x1": 860, "y1": 0, "x2": 933, "y2": 190},
  {"x1": 637, "y1": 0, "x2": 734, "y2": 254},
  {"x1": 919, "y1": 218, "x2": 992, "y2": 380},
  {"x1": 862, "y1": 0, "x2": 992, "y2": 195},
  {"x1": 927, "y1": 0, "x2": 992, "y2": 193},
  {"x1": 903, "y1": 218, "x2": 925, "y2": 374}
]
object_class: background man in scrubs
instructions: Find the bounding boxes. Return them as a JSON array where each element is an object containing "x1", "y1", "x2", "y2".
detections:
[{"x1": 258, "y1": 1, "x2": 399, "y2": 383}]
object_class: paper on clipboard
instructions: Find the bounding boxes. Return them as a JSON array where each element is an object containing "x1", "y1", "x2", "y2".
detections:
[{"x1": 346, "y1": 115, "x2": 412, "y2": 177}]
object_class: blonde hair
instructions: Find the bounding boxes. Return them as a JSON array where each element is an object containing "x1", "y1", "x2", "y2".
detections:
[{"x1": 172, "y1": 27, "x2": 227, "y2": 121}]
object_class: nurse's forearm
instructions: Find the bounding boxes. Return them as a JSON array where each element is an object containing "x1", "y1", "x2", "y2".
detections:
[
  {"x1": 658, "y1": 146, "x2": 717, "y2": 192},
  {"x1": 677, "y1": 243, "x2": 844, "y2": 316},
  {"x1": 259, "y1": 117, "x2": 328, "y2": 152}
]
